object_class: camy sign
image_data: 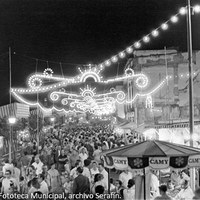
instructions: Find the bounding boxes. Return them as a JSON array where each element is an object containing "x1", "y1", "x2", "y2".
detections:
[
  {"x1": 113, "y1": 157, "x2": 128, "y2": 170},
  {"x1": 149, "y1": 157, "x2": 169, "y2": 169},
  {"x1": 188, "y1": 155, "x2": 200, "y2": 168}
]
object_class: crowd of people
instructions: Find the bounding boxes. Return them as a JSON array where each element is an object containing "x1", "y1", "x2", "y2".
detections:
[{"x1": 0, "y1": 123, "x2": 200, "y2": 200}]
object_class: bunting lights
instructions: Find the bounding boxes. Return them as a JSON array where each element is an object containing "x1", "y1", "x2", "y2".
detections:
[{"x1": 96, "y1": 5, "x2": 200, "y2": 69}]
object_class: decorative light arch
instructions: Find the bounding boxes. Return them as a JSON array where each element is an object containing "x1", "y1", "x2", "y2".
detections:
[{"x1": 80, "y1": 72, "x2": 101, "y2": 82}]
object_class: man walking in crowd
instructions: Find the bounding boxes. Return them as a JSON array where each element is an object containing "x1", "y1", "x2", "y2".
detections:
[
  {"x1": 1, "y1": 169, "x2": 19, "y2": 194},
  {"x1": 73, "y1": 167, "x2": 90, "y2": 194},
  {"x1": 98, "y1": 163, "x2": 108, "y2": 191},
  {"x1": 154, "y1": 185, "x2": 172, "y2": 200},
  {"x1": 47, "y1": 163, "x2": 60, "y2": 193},
  {"x1": 119, "y1": 168, "x2": 133, "y2": 188}
]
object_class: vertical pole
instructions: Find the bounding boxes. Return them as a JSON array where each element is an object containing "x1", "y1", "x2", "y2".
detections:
[
  {"x1": 186, "y1": 0, "x2": 195, "y2": 191},
  {"x1": 9, "y1": 47, "x2": 12, "y2": 163},
  {"x1": 108, "y1": 168, "x2": 111, "y2": 194},
  {"x1": 37, "y1": 92, "x2": 39, "y2": 154},
  {"x1": 143, "y1": 168, "x2": 146, "y2": 200}
]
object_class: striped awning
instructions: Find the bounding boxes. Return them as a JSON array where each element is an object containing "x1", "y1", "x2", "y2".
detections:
[{"x1": 0, "y1": 103, "x2": 29, "y2": 118}]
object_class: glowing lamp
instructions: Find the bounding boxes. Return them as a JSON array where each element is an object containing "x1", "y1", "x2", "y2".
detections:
[
  {"x1": 171, "y1": 15, "x2": 178, "y2": 23},
  {"x1": 105, "y1": 60, "x2": 111, "y2": 66},
  {"x1": 161, "y1": 23, "x2": 168, "y2": 30},
  {"x1": 152, "y1": 30, "x2": 159, "y2": 37},
  {"x1": 111, "y1": 56, "x2": 118, "y2": 62},
  {"x1": 99, "y1": 64, "x2": 104, "y2": 69},
  {"x1": 194, "y1": 5, "x2": 200, "y2": 13},
  {"x1": 179, "y1": 7, "x2": 187, "y2": 15},
  {"x1": 119, "y1": 52, "x2": 126, "y2": 58},
  {"x1": 8, "y1": 117, "x2": 16, "y2": 125},
  {"x1": 126, "y1": 47, "x2": 133, "y2": 54},
  {"x1": 143, "y1": 36, "x2": 150, "y2": 43},
  {"x1": 50, "y1": 117, "x2": 55, "y2": 122},
  {"x1": 134, "y1": 42, "x2": 141, "y2": 48}
]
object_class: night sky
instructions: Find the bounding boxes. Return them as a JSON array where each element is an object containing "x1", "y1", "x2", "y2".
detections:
[{"x1": 0, "y1": 0, "x2": 200, "y2": 106}]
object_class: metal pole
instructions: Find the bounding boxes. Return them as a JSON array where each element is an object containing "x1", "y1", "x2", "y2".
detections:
[
  {"x1": 187, "y1": 0, "x2": 194, "y2": 148},
  {"x1": 9, "y1": 47, "x2": 12, "y2": 163},
  {"x1": 186, "y1": 0, "x2": 195, "y2": 191},
  {"x1": 37, "y1": 92, "x2": 39, "y2": 154},
  {"x1": 9, "y1": 126, "x2": 12, "y2": 163}
]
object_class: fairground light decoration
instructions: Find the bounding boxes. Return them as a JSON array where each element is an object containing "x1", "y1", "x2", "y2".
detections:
[
  {"x1": 11, "y1": 65, "x2": 168, "y2": 115},
  {"x1": 11, "y1": 5, "x2": 200, "y2": 115}
]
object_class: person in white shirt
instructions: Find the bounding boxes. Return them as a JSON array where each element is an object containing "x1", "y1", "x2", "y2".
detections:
[
  {"x1": 119, "y1": 168, "x2": 133, "y2": 188},
  {"x1": 93, "y1": 145, "x2": 102, "y2": 163},
  {"x1": 70, "y1": 161, "x2": 82, "y2": 180},
  {"x1": 12, "y1": 161, "x2": 20, "y2": 183},
  {"x1": 90, "y1": 161, "x2": 99, "y2": 182},
  {"x1": 82, "y1": 159, "x2": 92, "y2": 182},
  {"x1": 175, "y1": 180, "x2": 194, "y2": 200},
  {"x1": 79, "y1": 147, "x2": 88, "y2": 164},
  {"x1": 32, "y1": 156, "x2": 44, "y2": 175},
  {"x1": 38, "y1": 173, "x2": 49, "y2": 195},
  {"x1": 2, "y1": 159, "x2": 14, "y2": 176},
  {"x1": 98, "y1": 163, "x2": 108, "y2": 191},
  {"x1": 149, "y1": 169, "x2": 160, "y2": 199},
  {"x1": 28, "y1": 177, "x2": 40, "y2": 195},
  {"x1": 1, "y1": 169, "x2": 19, "y2": 194},
  {"x1": 47, "y1": 163, "x2": 60, "y2": 193},
  {"x1": 123, "y1": 179, "x2": 136, "y2": 200}
]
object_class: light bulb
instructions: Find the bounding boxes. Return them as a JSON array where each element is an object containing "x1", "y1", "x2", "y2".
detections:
[
  {"x1": 161, "y1": 23, "x2": 168, "y2": 30},
  {"x1": 152, "y1": 30, "x2": 159, "y2": 37},
  {"x1": 143, "y1": 36, "x2": 150, "y2": 43},
  {"x1": 111, "y1": 56, "x2": 118, "y2": 62},
  {"x1": 179, "y1": 7, "x2": 187, "y2": 15},
  {"x1": 119, "y1": 52, "x2": 126, "y2": 58},
  {"x1": 194, "y1": 5, "x2": 200, "y2": 13},
  {"x1": 99, "y1": 64, "x2": 104, "y2": 69},
  {"x1": 105, "y1": 60, "x2": 111, "y2": 66},
  {"x1": 126, "y1": 47, "x2": 133, "y2": 54},
  {"x1": 134, "y1": 42, "x2": 141, "y2": 48},
  {"x1": 171, "y1": 15, "x2": 178, "y2": 23}
]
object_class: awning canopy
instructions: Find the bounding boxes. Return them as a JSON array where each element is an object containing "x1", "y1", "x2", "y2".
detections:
[{"x1": 102, "y1": 140, "x2": 200, "y2": 170}]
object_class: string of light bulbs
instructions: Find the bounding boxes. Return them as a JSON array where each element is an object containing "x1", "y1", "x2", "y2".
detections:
[{"x1": 97, "y1": 5, "x2": 200, "y2": 69}]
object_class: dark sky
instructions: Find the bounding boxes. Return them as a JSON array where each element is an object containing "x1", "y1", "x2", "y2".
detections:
[{"x1": 0, "y1": 0, "x2": 200, "y2": 106}]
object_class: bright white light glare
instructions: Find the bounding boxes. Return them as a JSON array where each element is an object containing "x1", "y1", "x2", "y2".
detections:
[
  {"x1": 179, "y1": 7, "x2": 187, "y2": 15},
  {"x1": 8, "y1": 117, "x2": 16, "y2": 124},
  {"x1": 143, "y1": 36, "x2": 150, "y2": 43},
  {"x1": 192, "y1": 133, "x2": 199, "y2": 141},
  {"x1": 194, "y1": 5, "x2": 200, "y2": 13},
  {"x1": 126, "y1": 47, "x2": 133, "y2": 53},
  {"x1": 119, "y1": 52, "x2": 126, "y2": 58},
  {"x1": 152, "y1": 30, "x2": 159, "y2": 37},
  {"x1": 99, "y1": 64, "x2": 104, "y2": 69},
  {"x1": 105, "y1": 60, "x2": 111, "y2": 66},
  {"x1": 171, "y1": 15, "x2": 178, "y2": 23},
  {"x1": 161, "y1": 23, "x2": 168, "y2": 30},
  {"x1": 50, "y1": 117, "x2": 55, "y2": 122},
  {"x1": 134, "y1": 42, "x2": 141, "y2": 48},
  {"x1": 111, "y1": 56, "x2": 118, "y2": 62}
]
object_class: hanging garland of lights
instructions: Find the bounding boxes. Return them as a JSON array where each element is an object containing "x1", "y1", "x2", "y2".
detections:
[{"x1": 97, "y1": 5, "x2": 200, "y2": 69}]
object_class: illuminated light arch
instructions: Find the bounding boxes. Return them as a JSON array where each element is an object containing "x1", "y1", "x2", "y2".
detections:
[
  {"x1": 80, "y1": 72, "x2": 101, "y2": 82},
  {"x1": 12, "y1": 91, "x2": 84, "y2": 114}
]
